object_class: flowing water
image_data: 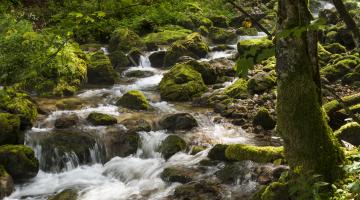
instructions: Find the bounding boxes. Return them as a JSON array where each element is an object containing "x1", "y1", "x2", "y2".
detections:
[{"x1": 6, "y1": 32, "x2": 276, "y2": 200}]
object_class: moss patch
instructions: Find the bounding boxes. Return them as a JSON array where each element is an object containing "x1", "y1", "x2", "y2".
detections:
[
  {"x1": 224, "y1": 79, "x2": 248, "y2": 99},
  {"x1": 87, "y1": 112, "x2": 117, "y2": 126},
  {"x1": 225, "y1": 144, "x2": 283, "y2": 163},
  {"x1": 0, "y1": 113, "x2": 21, "y2": 145},
  {"x1": 143, "y1": 26, "x2": 192, "y2": 47},
  {"x1": 117, "y1": 90, "x2": 150, "y2": 110}
]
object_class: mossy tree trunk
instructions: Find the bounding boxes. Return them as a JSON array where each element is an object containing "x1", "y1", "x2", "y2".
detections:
[{"x1": 276, "y1": 0, "x2": 344, "y2": 182}]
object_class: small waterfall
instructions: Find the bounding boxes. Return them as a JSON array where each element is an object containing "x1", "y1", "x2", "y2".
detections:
[{"x1": 139, "y1": 53, "x2": 152, "y2": 68}]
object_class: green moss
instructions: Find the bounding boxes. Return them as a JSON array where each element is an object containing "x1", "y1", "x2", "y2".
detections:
[
  {"x1": 55, "y1": 98, "x2": 84, "y2": 110},
  {"x1": 209, "y1": 15, "x2": 229, "y2": 28},
  {"x1": 48, "y1": 189, "x2": 78, "y2": 200},
  {"x1": 116, "y1": 90, "x2": 150, "y2": 110},
  {"x1": 321, "y1": 62, "x2": 352, "y2": 82},
  {"x1": 0, "y1": 145, "x2": 39, "y2": 181},
  {"x1": 109, "y1": 50, "x2": 130, "y2": 68},
  {"x1": 0, "y1": 87, "x2": 38, "y2": 128},
  {"x1": 164, "y1": 33, "x2": 209, "y2": 67},
  {"x1": 224, "y1": 78, "x2": 248, "y2": 99},
  {"x1": 159, "y1": 63, "x2": 208, "y2": 101},
  {"x1": 87, "y1": 112, "x2": 117, "y2": 126},
  {"x1": 191, "y1": 145, "x2": 206, "y2": 155},
  {"x1": 334, "y1": 122, "x2": 360, "y2": 146},
  {"x1": 247, "y1": 72, "x2": 276, "y2": 94},
  {"x1": 87, "y1": 51, "x2": 120, "y2": 85},
  {"x1": 323, "y1": 43, "x2": 347, "y2": 54},
  {"x1": 0, "y1": 113, "x2": 21, "y2": 145},
  {"x1": 237, "y1": 27, "x2": 258, "y2": 36},
  {"x1": 160, "y1": 135, "x2": 187, "y2": 160},
  {"x1": 143, "y1": 26, "x2": 192, "y2": 46},
  {"x1": 186, "y1": 60, "x2": 218, "y2": 84},
  {"x1": 323, "y1": 93, "x2": 360, "y2": 115},
  {"x1": 236, "y1": 37, "x2": 275, "y2": 76},
  {"x1": 208, "y1": 27, "x2": 237, "y2": 44},
  {"x1": 225, "y1": 144, "x2": 283, "y2": 163},
  {"x1": 253, "y1": 107, "x2": 276, "y2": 130},
  {"x1": 108, "y1": 28, "x2": 144, "y2": 53},
  {"x1": 260, "y1": 182, "x2": 289, "y2": 200}
]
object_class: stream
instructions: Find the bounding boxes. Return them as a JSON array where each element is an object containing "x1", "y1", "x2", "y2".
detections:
[{"x1": 6, "y1": 32, "x2": 280, "y2": 200}]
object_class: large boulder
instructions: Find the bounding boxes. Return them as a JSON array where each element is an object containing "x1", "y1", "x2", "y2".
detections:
[
  {"x1": 253, "y1": 107, "x2": 276, "y2": 130},
  {"x1": 0, "y1": 166, "x2": 14, "y2": 199},
  {"x1": 0, "y1": 113, "x2": 21, "y2": 145},
  {"x1": 164, "y1": 33, "x2": 209, "y2": 67},
  {"x1": 54, "y1": 114, "x2": 79, "y2": 129},
  {"x1": 116, "y1": 90, "x2": 150, "y2": 110},
  {"x1": 103, "y1": 126, "x2": 139, "y2": 160},
  {"x1": 0, "y1": 87, "x2": 38, "y2": 129},
  {"x1": 208, "y1": 27, "x2": 237, "y2": 44},
  {"x1": 38, "y1": 130, "x2": 101, "y2": 172},
  {"x1": 108, "y1": 28, "x2": 144, "y2": 53},
  {"x1": 0, "y1": 145, "x2": 39, "y2": 181},
  {"x1": 143, "y1": 26, "x2": 192, "y2": 48},
  {"x1": 225, "y1": 144, "x2": 283, "y2": 163},
  {"x1": 87, "y1": 51, "x2": 120, "y2": 85},
  {"x1": 149, "y1": 51, "x2": 166, "y2": 68},
  {"x1": 158, "y1": 113, "x2": 198, "y2": 131},
  {"x1": 160, "y1": 135, "x2": 187, "y2": 160},
  {"x1": 186, "y1": 60, "x2": 218, "y2": 85},
  {"x1": 86, "y1": 112, "x2": 117, "y2": 126},
  {"x1": 335, "y1": 122, "x2": 360, "y2": 146},
  {"x1": 236, "y1": 38, "x2": 275, "y2": 75},
  {"x1": 159, "y1": 63, "x2": 207, "y2": 101}
]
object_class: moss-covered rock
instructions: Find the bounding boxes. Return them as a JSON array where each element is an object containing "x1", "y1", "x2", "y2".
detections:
[
  {"x1": 225, "y1": 144, "x2": 283, "y2": 163},
  {"x1": 164, "y1": 33, "x2": 209, "y2": 67},
  {"x1": 87, "y1": 51, "x2": 120, "y2": 85},
  {"x1": 108, "y1": 28, "x2": 144, "y2": 53},
  {"x1": 87, "y1": 112, "x2": 117, "y2": 126},
  {"x1": 186, "y1": 60, "x2": 218, "y2": 85},
  {"x1": 116, "y1": 90, "x2": 150, "y2": 110},
  {"x1": 208, "y1": 144, "x2": 229, "y2": 161},
  {"x1": 160, "y1": 135, "x2": 187, "y2": 160},
  {"x1": 149, "y1": 51, "x2": 166, "y2": 68},
  {"x1": 48, "y1": 189, "x2": 78, "y2": 200},
  {"x1": 215, "y1": 162, "x2": 248, "y2": 184},
  {"x1": 161, "y1": 167, "x2": 198, "y2": 183},
  {"x1": 208, "y1": 27, "x2": 237, "y2": 44},
  {"x1": 343, "y1": 73, "x2": 360, "y2": 84},
  {"x1": 109, "y1": 50, "x2": 130, "y2": 68},
  {"x1": 323, "y1": 43, "x2": 347, "y2": 54},
  {"x1": 224, "y1": 79, "x2": 248, "y2": 99},
  {"x1": 124, "y1": 70, "x2": 155, "y2": 78},
  {"x1": 321, "y1": 60, "x2": 354, "y2": 82},
  {"x1": 248, "y1": 71, "x2": 276, "y2": 94},
  {"x1": 236, "y1": 38, "x2": 275, "y2": 76},
  {"x1": 0, "y1": 113, "x2": 21, "y2": 145},
  {"x1": 159, "y1": 113, "x2": 198, "y2": 131},
  {"x1": 159, "y1": 63, "x2": 208, "y2": 101},
  {"x1": 55, "y1": 98, "x2": 84, "y2": 110},
  {"x1": 0, "y1": 145, "x2": 39, "y2": 181},
  {"x1": 236, "y1": 27, "x2": 258, "y2": 36},
  {"x1": 143, "y1": 26, "x2": 192, "y2": 47},
  {"x1": 209, "y1": 15, "x2": 229, "y2": 28},
  {"x1": 190, "y1": 145, "x2": 206, "y2": 155},
  {"x1": 335, "y1": 122, "x2": 360, "y2": 146},
  {"x1": 39, "y1": 130, "x2": 99, "y2": 172},
  {"x1": 0, "y1": 87, "x2": 38, "y2": 129},
  {"x1": 103, "y1": 126, "x2": 139, "y2": 160},
  {"x1": 0, "y1": 165, "x2": 14, "y2": 199},
  {"x1": 54, "y1": 114, "x2": 79, "y2": 129},
  {"x1": 253, "y1": 107, "x2": 276, "y2": 130}
]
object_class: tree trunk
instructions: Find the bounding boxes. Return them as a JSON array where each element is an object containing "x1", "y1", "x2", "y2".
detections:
[
  {"x1": 332, "y1": 0, "x2": 360, "y2": 49},
  {"x1": 276, "y1": 0, "x2": 344, "y2": 182}
]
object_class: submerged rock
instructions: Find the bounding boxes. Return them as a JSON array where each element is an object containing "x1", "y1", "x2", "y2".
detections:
[
  {"x1": 119, "y1": 118, "x2": 152, "y2": 133},
  {"x1": 103, "y1": 126, "x2": 139, "y2": 160},
  {"x1": 170, "y1": 180, "x2": 224, "y2": 200},
  {"x1": 158, "y1": 113, "x2": 198, "y2": 131},
  {"x1": 54, "y1": 114, "x2": 79, "y2": 129},
  {"x1": 335, "y1": 122, "x2": 360, "y2": 146},
  {"x1": 160, "y1": 135, "x2": 187, "y2": 159},
  {"x1": 116, "y1": 90, "x2": 150, "y2": 110},
  {"x1": 39, "y1": 130, "x2": 100, "y2": 172},
  {"x1": 225, "y1": 144, "x2": 283, "y2": 163},
  {"x1": 48, "y1": 189, "x2": 78, "y2": 200},
  {"x1": 253, "y1": 107, "x2": 276, "y2": 130},
  {"x1": 86, "y1": 112, "x2": 117, "y2": 126},
  {"x1": 159, "y1": 63, "x2": 207, "y2": 101},
  {"x1": 164, "y1": 33, "x2": 209, "y2": 67},
  {"x1": 161, "y1": 166, "x2": 199, "y2": 183},
  {"x1": 0, "y1": 145, "x2": 39, "y2": 181},
  {"x1": 0, "y1": 166, "x2": 14, "y2": 199},
  {"x1": 0, "y1": 113, "x2": 21, "y2": 145},
  {"x1": 125, "y1": 70, "x2": 155, "y2": 78},
  {"x1": 208, "y1": 144, "x2": 229, "y2": 161}
]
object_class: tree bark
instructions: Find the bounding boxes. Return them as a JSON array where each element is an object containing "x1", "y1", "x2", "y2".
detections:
[
  {"x1": 332, "y1": 0, "x2": 360, "y2": 49},
  {"x1": 276, "y1": 0, "x2": 344, "y2": 182}
]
